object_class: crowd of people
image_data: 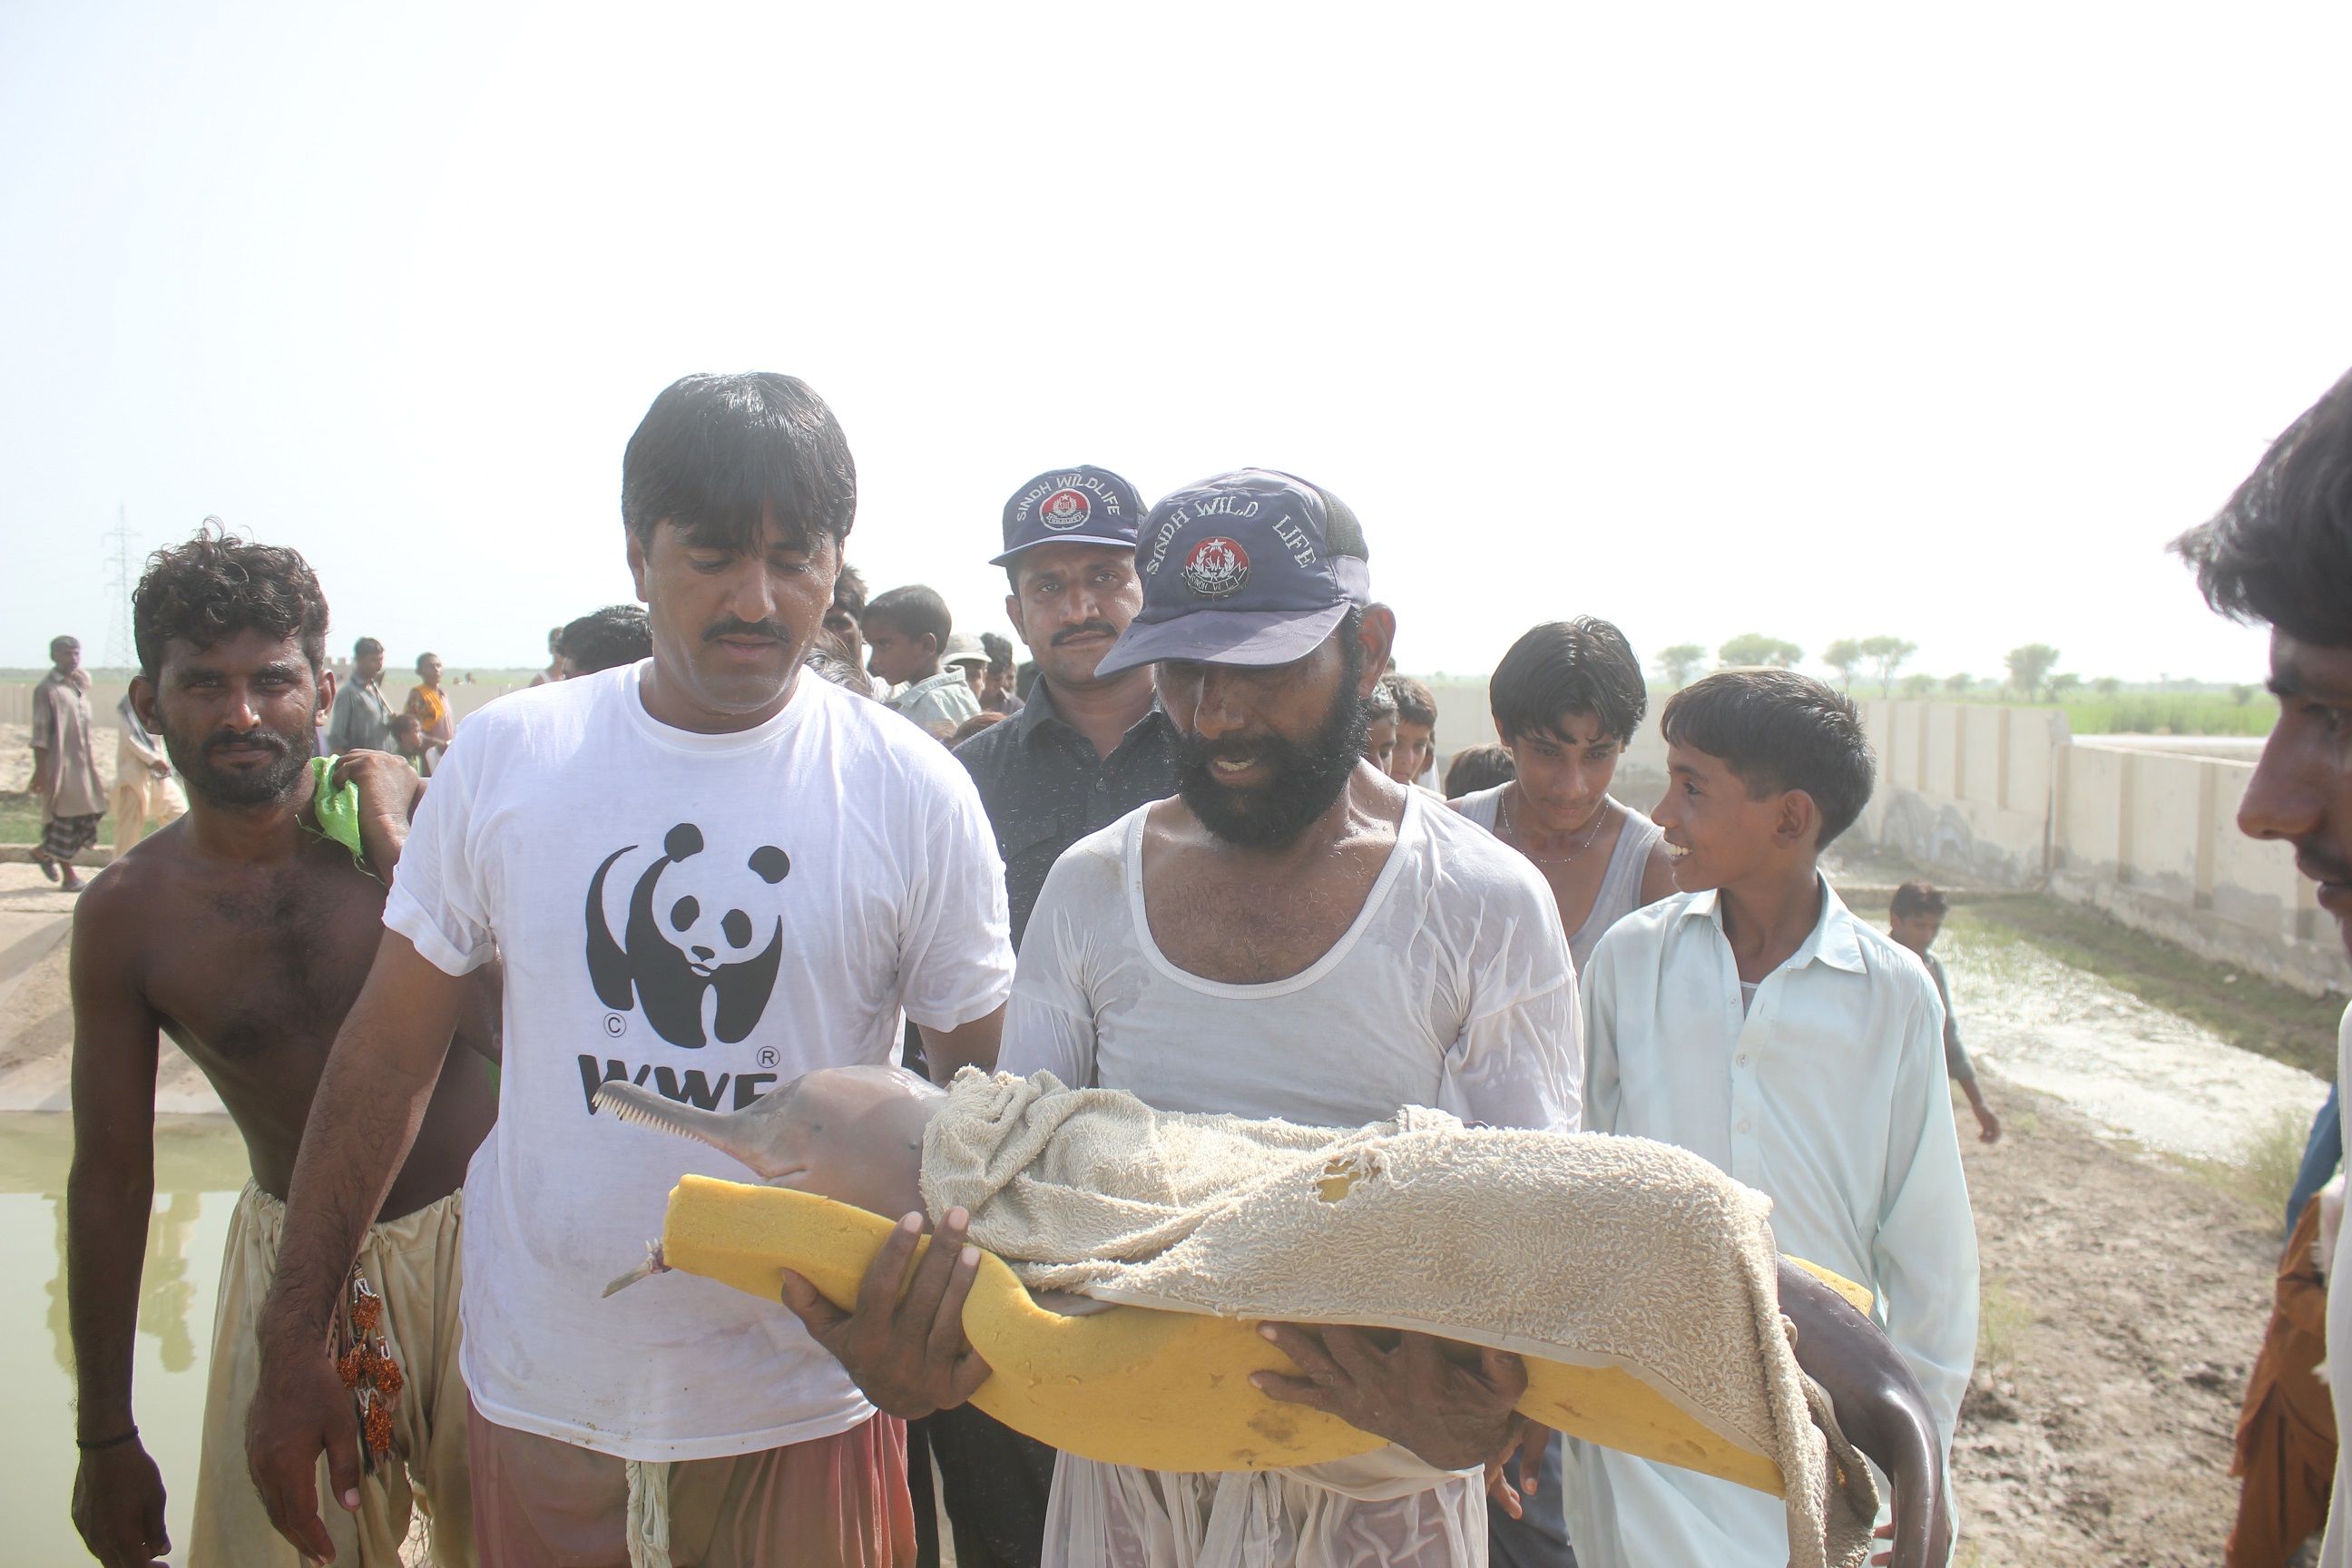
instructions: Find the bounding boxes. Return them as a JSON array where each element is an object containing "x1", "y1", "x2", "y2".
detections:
[{"x1": 40, "y1": 362, "x2": 2352, "y2": 1568}]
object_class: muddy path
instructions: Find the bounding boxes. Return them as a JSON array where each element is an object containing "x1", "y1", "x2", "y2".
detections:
[{"x1": 1952, "y1": 1073, "x2": 2282, "y2": 1566}]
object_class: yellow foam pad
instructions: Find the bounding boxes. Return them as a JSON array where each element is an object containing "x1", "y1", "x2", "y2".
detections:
[{"x1": 664, "y1": 1175, "x2": 1865, "y2": 1492}]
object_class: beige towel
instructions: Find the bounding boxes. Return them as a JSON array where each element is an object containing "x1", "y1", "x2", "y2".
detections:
[{"x1": 922, "y1": 1070, "x2": 1877, "y2": 1568}]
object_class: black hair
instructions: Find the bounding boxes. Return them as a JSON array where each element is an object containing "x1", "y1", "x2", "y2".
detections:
[
  {"x1": 1365, "y1": 680, "x2": 1398, "y2": 720},
  {"x1": 51, "y1": 634, "x2": 79, "y2": 656},
  {"x1": 1445, "y1": 742, "x2": 1516, "y2": 799},
  {"x1": 621, "y1": 372, "x2": 858, "y2": 554},
  {"x1": 2173, "y1": 367, "x2": 2352, "y2": 648},
  {"x1": 979, "y1": 631, "x2": 1014, "y2": 671},
  {"x1": 862, "y1": 584, "x2": 952, "y2": 652},
  {"x1": 561, "y1": 604, "x2": 652, "y2": 675},
  {"x1": 1890, "y1": 880, "x2": 1948, "y2": 920},
  {"x1": 415, "y1": 652, "x2": 439, "y2": 673},
  {"x1": 353, "y1": 636, "x2": 383, "y2": 659},
  {"x1": 832, "y1": 563, "x2": 868, "y2": 620},
  {"x1": 1661, "y1": 670, "x2": 1875, "y2": 846},
  {"x1": 1386, "y1": 674, "x2": 1436, "y2": 729},
  {"x1": 133, "y1": 524, "x2": 330, "y2": 678},
  {"x1": 1489, "y1": 618, "x2": 1647, "y2": 745}
]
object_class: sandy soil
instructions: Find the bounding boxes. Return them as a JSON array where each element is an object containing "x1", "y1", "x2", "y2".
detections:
[{"x1": 1952, "y1": 1073, "x2": 2287, "y2": 1566}]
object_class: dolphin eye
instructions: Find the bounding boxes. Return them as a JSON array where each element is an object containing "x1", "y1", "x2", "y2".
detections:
[
  {"x1": 671, "y1": 896, "x2": 701, "y2": 931},
  {"x1": 722, "y1": 908, "x2": 753, "y2": 948}
]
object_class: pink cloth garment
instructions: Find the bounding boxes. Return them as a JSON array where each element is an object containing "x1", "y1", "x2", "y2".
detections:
[{"x1": 466, "y1": 1400, "x2": 915, "y2": 1568}]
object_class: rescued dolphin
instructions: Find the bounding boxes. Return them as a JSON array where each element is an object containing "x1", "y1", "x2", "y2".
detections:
[{"x1": 595, "y1": 1063, "x2": 942, "y2": 1219}]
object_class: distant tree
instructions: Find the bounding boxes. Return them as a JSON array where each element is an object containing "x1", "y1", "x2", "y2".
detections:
[
  {"x1": 2093, "y1": 676, "x2": 2122, "y2": 699},
  {"x1": 1902, "y1": 672, "x2": 1936, "y2": 699},
  {"x1": 1719, "y1": 633, "x2": 1804, "y2": 670},
  {"x1": 1859, "y1": 635, "x2": 1919, "y2": 698},
  {"x1": 2231, "y1": 683, "x2": 2256, "y2": 707},
  {"x1": 2005, "y1": 643, "x2": 2062, "y2": 700},
  {"x1": 1944, "y1": 672, "x2": 1973, "y2": 695},
  {"x1": 1655, "y1": 643, "x2": 1707, "y2": 689},
  {"x1": 1821, "y1": 638, "x2": 1866, "y2": 691},
  {"x1": 2048, "y1": 671, "x2": 2082, "y2": 699}
]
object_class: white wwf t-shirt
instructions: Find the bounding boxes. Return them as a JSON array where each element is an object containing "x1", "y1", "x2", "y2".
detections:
[
  {"x1": 1000, "y1": 789, "x2": 1583, "y2": 1132},
  {"x1": 385, "y1": 663, "x2": 1014, "y2": 1461}
]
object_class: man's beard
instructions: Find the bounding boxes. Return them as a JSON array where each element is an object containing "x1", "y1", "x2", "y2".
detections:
[
  {"x1": 165, "y1": 721, "x2": 311, "y2": 808},
  {"x1": 1174, "y1": 657, "x2": 1370, "y2": 851}
]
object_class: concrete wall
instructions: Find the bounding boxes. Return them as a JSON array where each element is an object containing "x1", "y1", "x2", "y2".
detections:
[{"x1": 1856, "y1": 700, "x2": 2347, "y2": 995}]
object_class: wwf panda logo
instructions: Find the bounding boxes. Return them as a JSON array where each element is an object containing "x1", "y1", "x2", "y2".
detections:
[{"x1": 584, "y1": 823, "x2": 791, "y2": 1049}]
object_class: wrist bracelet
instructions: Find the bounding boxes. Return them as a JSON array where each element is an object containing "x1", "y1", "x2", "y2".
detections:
[{"x1": 76, "y1": 1427, "x2": 139, "y2": 1451}]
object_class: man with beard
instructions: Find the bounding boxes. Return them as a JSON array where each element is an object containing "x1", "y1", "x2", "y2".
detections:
[
  {"x1": 2173, "y1": 364, "x2": 2352, "y2": 1563},
  {"x1": 66, "y1": 528, "x2": 498, "y2": 1568},
  {"x1": 791, "y1": 471, "x2": 1583, "y2": 1567}
]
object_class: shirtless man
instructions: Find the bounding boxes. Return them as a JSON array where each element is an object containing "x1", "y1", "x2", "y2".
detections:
[{"x1": 66, "y1": 529, "x2": 496, "y2": 1568}]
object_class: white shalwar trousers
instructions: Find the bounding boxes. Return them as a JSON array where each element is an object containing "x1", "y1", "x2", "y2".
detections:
[{"x1": 1042, "y1": 1447, "x2": 1487, "y2": 1568}]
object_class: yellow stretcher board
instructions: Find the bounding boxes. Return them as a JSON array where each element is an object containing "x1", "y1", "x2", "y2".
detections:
[{"x1": 662, "y1": 1175, "x2": 1872, "y2": 1494}]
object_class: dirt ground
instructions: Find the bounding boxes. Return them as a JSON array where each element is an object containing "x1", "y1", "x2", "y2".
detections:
[{"x1": 1952, "y1": 1073, "x2": 2290, "y2": 1566}]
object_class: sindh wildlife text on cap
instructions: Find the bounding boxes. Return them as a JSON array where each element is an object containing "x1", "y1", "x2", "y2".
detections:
[
  {"x1": 992, "y1": 466, "x2": 1147, "y2": 565},
  {"x1": 1093, "y1": 469, "x2": 1371, "y2": 676}
]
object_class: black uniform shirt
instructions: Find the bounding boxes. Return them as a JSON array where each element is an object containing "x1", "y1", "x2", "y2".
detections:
[{"x1": 954, "y1": 682, "x2": 1181, "y2": 949}]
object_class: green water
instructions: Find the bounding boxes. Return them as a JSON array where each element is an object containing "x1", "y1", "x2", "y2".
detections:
[{"x1": 0, "y1": 1114, "x2": 250, "y2": 1567}]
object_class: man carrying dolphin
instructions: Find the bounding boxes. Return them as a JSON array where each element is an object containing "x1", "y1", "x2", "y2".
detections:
[
  {"x1": 790, "y1": 470, "x2": 1955, "y2": 1568},
  {"x1": 793, "y1": 470, "x2": 1583, "y2": 1564}
]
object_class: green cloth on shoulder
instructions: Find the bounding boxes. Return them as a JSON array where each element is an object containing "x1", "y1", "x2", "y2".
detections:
[{"x1": 309, "y1": 755, "x2": 368, "y2": 866}]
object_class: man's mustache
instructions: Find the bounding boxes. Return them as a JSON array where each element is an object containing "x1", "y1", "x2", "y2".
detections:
[
  {"x1": 202, "y1": 727, "x2": 291, "y2": 759},
  {"x1": 2295, "y1": 839, "x2": 2352, "y2": 888},
  {"x1": 1052, "y1": 620, "x2": 1121, "y2": 648},
  {"x1": 704, "y1": 617, "x2": 790, "y2": 643}
]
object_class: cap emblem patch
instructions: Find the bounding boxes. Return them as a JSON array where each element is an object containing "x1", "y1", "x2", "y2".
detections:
[
  {"x1": 1182, "y1": 536, "x2": 1251, "y2": 599},
  {"x1": 1039, "y1": 489, "x2": 1091, "y2": 532}
]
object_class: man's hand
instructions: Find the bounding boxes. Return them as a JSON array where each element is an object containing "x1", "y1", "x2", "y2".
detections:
[
  {"x1": 1485, "y1": 1420, "x2": 1553, "y2": 1520},
  {"x1": 31, "y1": 760, "x2": 54, "y2": 799},
  {"x1": 780, "y1": 1207, "x2": 992, "y2": 1420},
  {"x1": 331, "y1": 748, "x2": 423, "y2": 822},
  {"x1": 246, "y1": 1331, "x2": 365, "y2": 1563},
  {"x1": 72, "y1": 1440, "x2": 171, "y2": 1568},
  {"x1": 146, "y1": 760, "x2": 171, "y2": 779},
  {"x1": 1972, "y1": 1104, "x2": 2002, "y2": 1143},
  {"x1": 1252, "y1": 1323, "x2": 1527, "y2": 1472}
]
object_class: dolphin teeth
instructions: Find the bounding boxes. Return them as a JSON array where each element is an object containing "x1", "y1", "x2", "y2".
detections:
[
  {"x1": 602, "y1": 1240, "x2": 669, "y2": 1298},
  {"x1": 597, "y1": 1080, "x2": 722, "y2": 1142}
]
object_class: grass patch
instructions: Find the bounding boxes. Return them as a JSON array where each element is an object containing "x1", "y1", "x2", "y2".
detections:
[
  {"x1": 1945, "y1": 897, "x2": 2343, "y2": 1079},
  {"x1": 0, "y1": 791, "x2": 44, "y2": 843},
  {"x1": 1978, "y1": 1275, "x2": 2034, "y2": 1367},
  {"x1": 2063, "y1": 693, "x2": 2277, "y2": 737}
]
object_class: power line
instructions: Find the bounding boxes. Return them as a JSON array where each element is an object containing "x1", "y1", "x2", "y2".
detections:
[{"x1": 101, "y1": 504, "x2": 138, "y2": 669}]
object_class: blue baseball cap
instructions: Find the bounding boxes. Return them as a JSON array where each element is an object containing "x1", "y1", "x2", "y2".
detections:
[
  {"x1": 1093, "y1": 469, "x2": 1372, "y2": 677},
  {"x1": 991, "y1": 466, "x2": 1146, "y2": 565}
]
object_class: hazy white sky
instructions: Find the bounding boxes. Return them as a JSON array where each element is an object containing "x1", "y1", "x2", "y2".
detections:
[{"x1": 5, "y1": 3, "x2": 2348, "y2": 683}]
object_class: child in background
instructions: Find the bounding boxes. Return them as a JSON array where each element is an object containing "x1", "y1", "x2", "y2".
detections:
[
  {"x1": 1886, "y1": 880, "x2": 2002, "y2": 1143},
  {"x1": 1386, "y1": 674, "x2": 1440, "y2": 789}
]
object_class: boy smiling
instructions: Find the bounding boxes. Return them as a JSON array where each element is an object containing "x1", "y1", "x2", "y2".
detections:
[{"x1": 1563, "y1": 670, "x2": 1977, "y2": 1568}]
